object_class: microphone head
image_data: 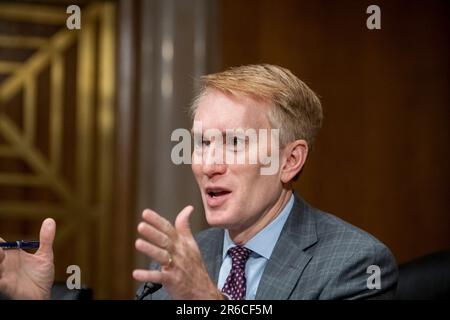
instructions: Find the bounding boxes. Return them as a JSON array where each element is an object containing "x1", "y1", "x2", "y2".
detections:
[{"x1": 136, "y1": 282, "x2": 162, "y2": 300}]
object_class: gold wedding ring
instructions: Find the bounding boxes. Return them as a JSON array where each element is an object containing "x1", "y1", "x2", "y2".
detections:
[{"x1": 165, "y1": 254, "x2": 173, "y2": 268}]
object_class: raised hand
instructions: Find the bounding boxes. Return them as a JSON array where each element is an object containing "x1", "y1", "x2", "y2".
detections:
[
  {"x1": 0, "y1": 218, "x2": 56, "y2": 300},
  {"x1": 133, "y1": 206, "x2": 223, "y2": 300}
]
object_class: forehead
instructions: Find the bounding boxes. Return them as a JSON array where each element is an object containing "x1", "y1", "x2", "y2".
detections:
[{"x1": 193, "y1": 89, "x2": 272, "y2": 131}]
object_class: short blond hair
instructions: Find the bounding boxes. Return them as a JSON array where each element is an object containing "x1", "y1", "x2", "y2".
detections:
[{"x1": 190, "y1": 64, "x2": 323, "y2": 148}]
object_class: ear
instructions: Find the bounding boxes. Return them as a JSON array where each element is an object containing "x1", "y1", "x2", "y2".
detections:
[{"x1": 280, "y1": 139, "x2": 308, "y2": 183}]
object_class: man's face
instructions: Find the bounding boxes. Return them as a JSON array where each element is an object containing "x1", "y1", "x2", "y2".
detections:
[{"x1": 191, "y1": 89, "x2": 284, "y2": 233}]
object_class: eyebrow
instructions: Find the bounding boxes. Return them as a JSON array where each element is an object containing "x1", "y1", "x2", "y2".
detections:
[
  {"x1": 190, "y1": 129, "x2": 251, "y2": 137},
  {"x1": 191, "y1": 130, "x2": 229, "y2": 138},
  {"x1": 191, "y1": 130, "x2": 250, "y2": 138}
]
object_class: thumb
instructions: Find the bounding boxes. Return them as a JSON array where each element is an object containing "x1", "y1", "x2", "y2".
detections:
[
  {"x1": 0, "y1": 237, "x2": 4, "y2": 262},
  {"x1": 174, "y1": 205, "x2": 194, "y2": 238},
  {"x1": 0, "y1": 247, "x2": 4, "y2": 264},
  {"x1": 0, "y1": 237, "x2": 5, "y2": 264},
  {"x1": 37, "y1": 218, "x2": 56, "y2": 257}
]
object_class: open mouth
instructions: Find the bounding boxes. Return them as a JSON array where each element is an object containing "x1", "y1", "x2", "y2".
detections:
[
  {"x1": 206, "y1": 190, "x2": 231, "y2": 198},
  {"x1": 205, "y1": 187, "x2": 232, "y2": 207},
  {"x1": 206, "y1": 188, "x2": 231, "y2": 198}
]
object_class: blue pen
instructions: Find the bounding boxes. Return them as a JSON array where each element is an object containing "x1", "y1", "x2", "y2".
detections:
[{"x1": 0, "y1": 240, "x2": 40, "y2": 250}]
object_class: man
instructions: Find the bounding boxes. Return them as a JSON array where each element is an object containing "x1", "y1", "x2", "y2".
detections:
[
  {"x1": 0, "y1": 64, "x2": 397, "y2": 300},
  {"x1": 133, "y1": 64, "x2": 398, "y2": 299}
]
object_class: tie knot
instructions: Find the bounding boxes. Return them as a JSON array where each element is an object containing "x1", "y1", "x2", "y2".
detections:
[{"x1": 228, "y1": 246, "x2": 251, "y2": 265}]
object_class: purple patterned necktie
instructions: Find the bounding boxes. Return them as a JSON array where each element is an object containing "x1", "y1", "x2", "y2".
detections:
[{"x1": 222, "y1": 246, "x2": 252, "y2": 300}]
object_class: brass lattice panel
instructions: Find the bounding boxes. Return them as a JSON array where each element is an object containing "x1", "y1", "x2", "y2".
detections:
[{"x1": 0, "y1": 2, "x2": 115, "y2": 298}]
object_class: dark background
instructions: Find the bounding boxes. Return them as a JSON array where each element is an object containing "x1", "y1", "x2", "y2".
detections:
[{"x1": 219, "y1": 0, "x2": 450, "y2": 266}]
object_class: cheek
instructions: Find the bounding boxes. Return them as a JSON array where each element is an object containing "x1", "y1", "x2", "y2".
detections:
[
  {"x1": 230, "y1": 164, "x2": 267, "y2": 192},
  {"x1": 243, "y1": 168, "x2": 281, "y2": 197},
  {"x1": 191, "y1": 163, "x2": 201, "y2": 179}
]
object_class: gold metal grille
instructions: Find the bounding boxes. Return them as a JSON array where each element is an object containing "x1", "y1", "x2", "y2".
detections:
[{"x1": 0, "y1": 2, "x2": 115, "y2": 298}]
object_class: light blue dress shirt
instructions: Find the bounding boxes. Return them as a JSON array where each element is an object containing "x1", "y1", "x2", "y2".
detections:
[{"x1": 217, "y1": 194, "x2": 295, "y2": 300}]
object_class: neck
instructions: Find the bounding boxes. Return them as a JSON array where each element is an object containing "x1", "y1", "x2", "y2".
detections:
[{"x1": 229, "y1": 189, "x2": 293, "y2": 244}]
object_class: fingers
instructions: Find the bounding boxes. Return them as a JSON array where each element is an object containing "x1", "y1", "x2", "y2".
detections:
[
  {"x1": 174, "y1": 206, "x2": 194, "y2": 238},
  {"x1": 0, "y1": 248, "x2": 4, "y2": 278},
  {"x1": 142, "y1": 210, "x2": 176, "y2": 238},
  {"x1": 0, "y1": 237, "x2": 4, "y2": 264},
  {"x1": 37, "y1": 218, "x2": 56, "y2": 257},
  {"x1": 137, "y1": 222, "x2": 171, "y2": 251},
  {"x1": 135, "y1": 239, "x2": 171, "y2": 266},
  {"x1": 132, "y1": 269, "x2": 163, "y2": 284},
  {"x1": 136, "y1": 206, "x2": 194, "y2": 268}
]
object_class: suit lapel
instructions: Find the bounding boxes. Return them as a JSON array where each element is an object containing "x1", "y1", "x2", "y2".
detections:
[
  {"x1": 198, "y1": 228, "x2": 224, "y2": 283},
  {"x1": 157, "y1": 196, "x2": 316, "y2": 300},
  {"x1": 256, "y1": 195, "x2": 318, "y2": 299},
  {"x1": 204, "y1": 230, "x2": 224, "y2": 283}
]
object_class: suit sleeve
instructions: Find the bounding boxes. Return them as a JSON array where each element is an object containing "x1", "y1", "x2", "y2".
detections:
[{"x1": 319, "y1": 242, "x2": 398, "y2": 300}]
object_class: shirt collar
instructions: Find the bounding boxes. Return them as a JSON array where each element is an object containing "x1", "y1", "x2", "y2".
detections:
[{"x1": 222, "y1": 193, "x2": 295, "y2": 260}]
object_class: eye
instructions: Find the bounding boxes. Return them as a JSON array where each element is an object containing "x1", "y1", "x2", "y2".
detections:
[
  {"x1": 226, "y1": 136, "x2": 244, "y2": 151},
  {"x1": 193, "y1": 137, "x2": 209, "y2": 149}
]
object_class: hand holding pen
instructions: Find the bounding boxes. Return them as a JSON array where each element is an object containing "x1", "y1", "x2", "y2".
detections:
[{"x1": 0, "y1": 218, "x2": 56, "y2": 300}]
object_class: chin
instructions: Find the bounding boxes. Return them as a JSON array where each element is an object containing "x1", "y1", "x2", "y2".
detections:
[{"x1": 205, "y1": 209, "x2": 237, "y2": 228}]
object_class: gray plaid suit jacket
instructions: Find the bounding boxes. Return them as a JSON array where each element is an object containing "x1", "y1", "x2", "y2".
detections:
[{"x1": 139, "y1": 194, "x2": 398, "y2": 299}]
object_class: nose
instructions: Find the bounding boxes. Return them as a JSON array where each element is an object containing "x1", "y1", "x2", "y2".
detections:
[
  {"x1": 202, "y1": 142, "x2": 227, "y2": 178},
  {"x1": 202, "y1": 161, "x2": 227, "y2": 178}
]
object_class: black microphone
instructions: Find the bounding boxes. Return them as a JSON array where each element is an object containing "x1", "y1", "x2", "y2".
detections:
[{"x1": 136, "y1": 282, "x2": 162, "y2": 300}]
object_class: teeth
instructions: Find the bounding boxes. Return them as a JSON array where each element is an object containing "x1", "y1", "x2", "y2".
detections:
[{"x1": 207, "y1": 190, "x2": 229, "y2": 197}]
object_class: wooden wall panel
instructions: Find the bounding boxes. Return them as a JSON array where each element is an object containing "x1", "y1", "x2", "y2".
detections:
[{"x1": 220, "y1": 0, "x2": 449, "y2": 263}]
